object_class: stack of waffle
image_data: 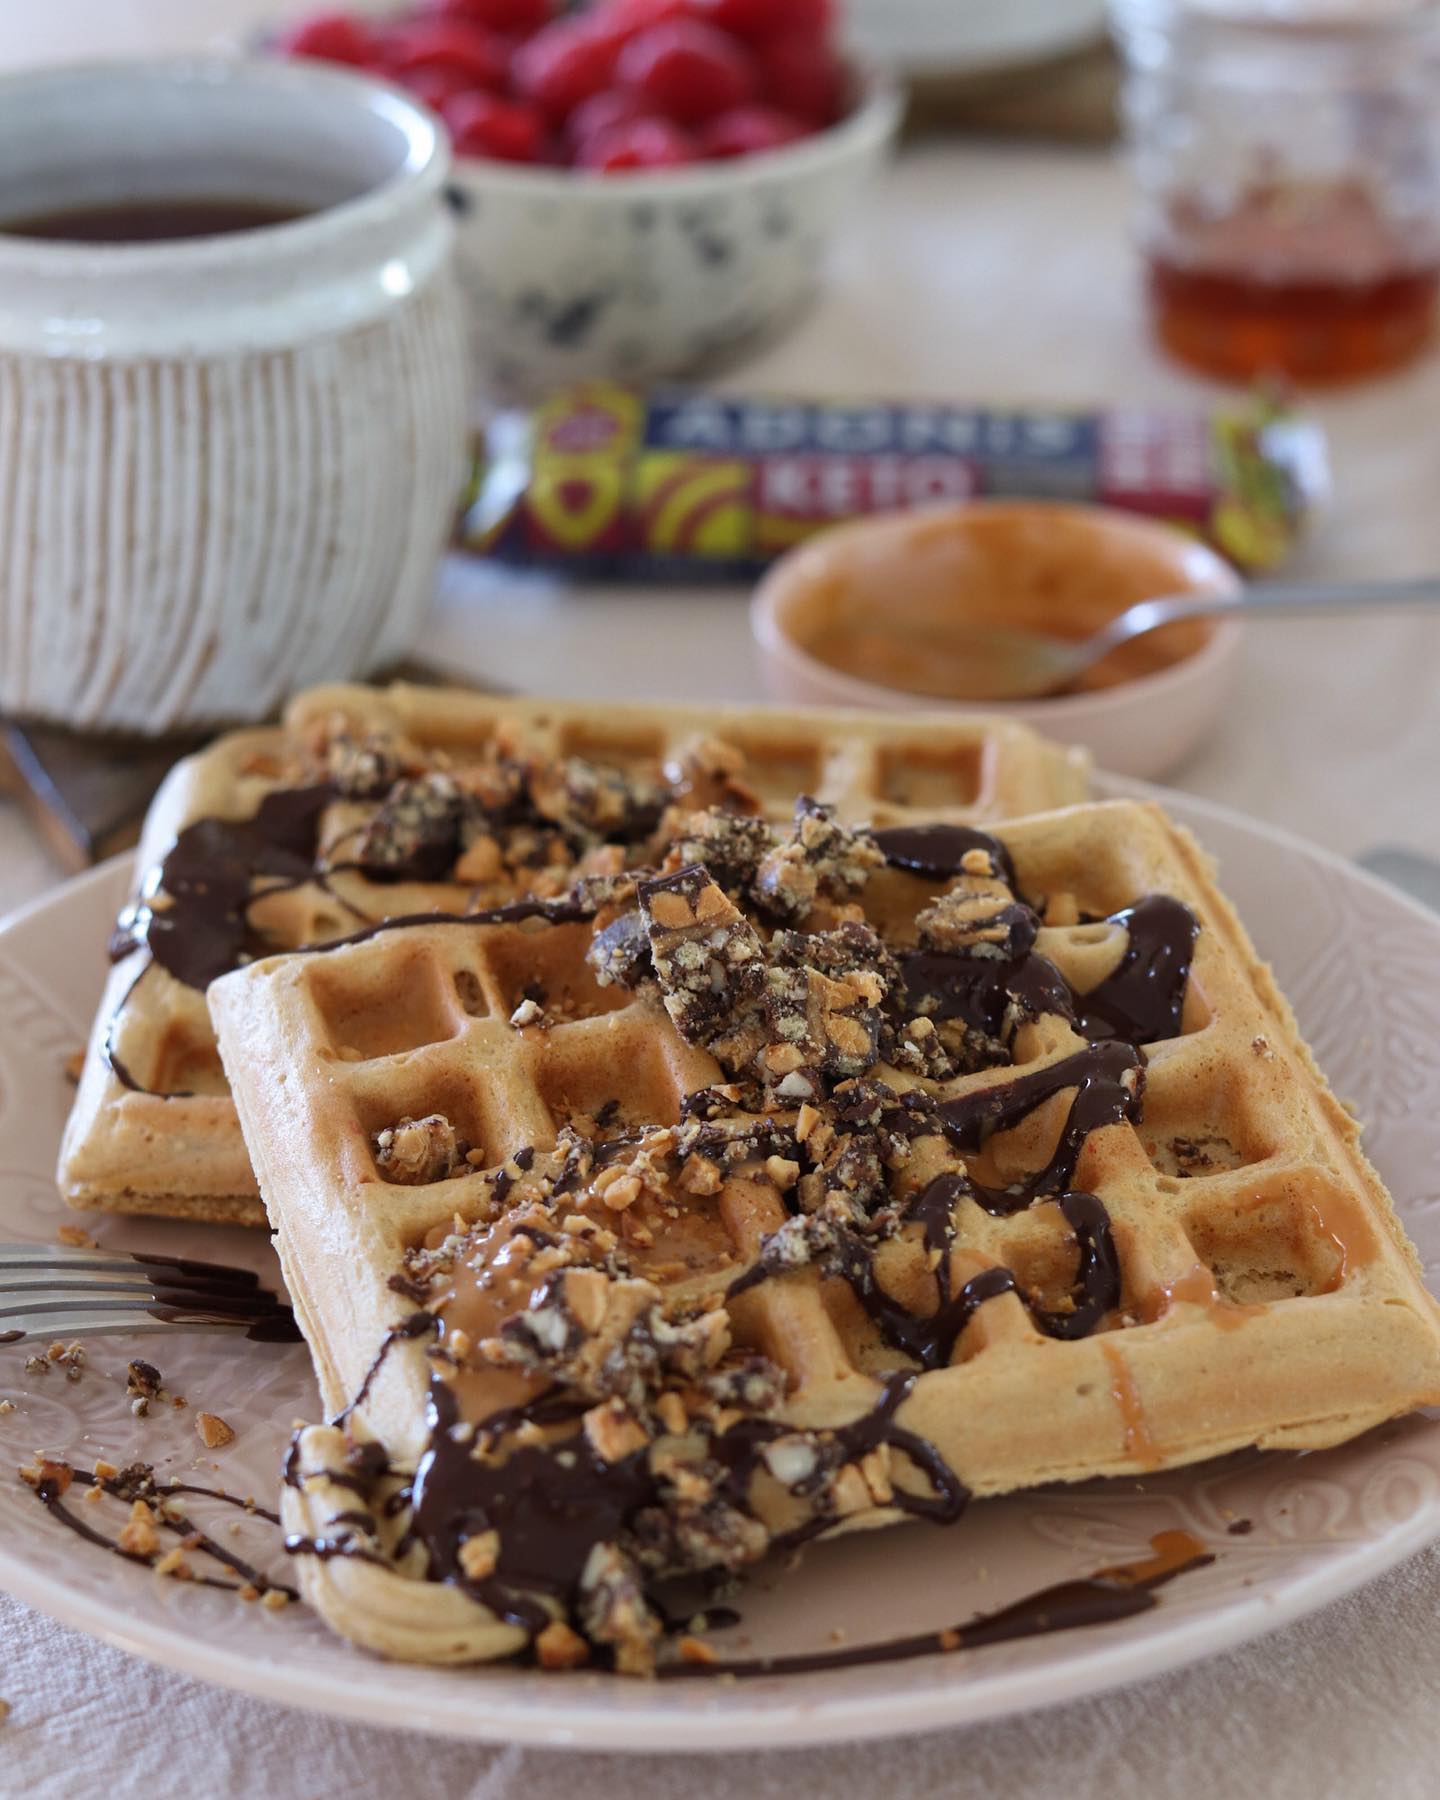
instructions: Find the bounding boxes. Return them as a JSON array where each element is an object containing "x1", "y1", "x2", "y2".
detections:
[{"x1": 157, "y1": 696, "x2": 1437, "y2": 1675}]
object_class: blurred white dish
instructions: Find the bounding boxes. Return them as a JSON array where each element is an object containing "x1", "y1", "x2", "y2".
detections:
[{"x1": 844, "y1": 0, "x2": 1108, "y2": 75}]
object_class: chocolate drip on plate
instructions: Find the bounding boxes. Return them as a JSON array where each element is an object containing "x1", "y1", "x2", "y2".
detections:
[
  {"x1": 659, "y1": 1530, "x2": 1213, "y2": 1679},
  {"x1": 28, "y1": 1462, "x2": 296, "y2": 1599}
]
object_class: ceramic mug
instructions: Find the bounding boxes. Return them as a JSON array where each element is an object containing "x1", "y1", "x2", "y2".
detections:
[{"x1": 0, "y1": 57, "x2": 470, "y2": 733}]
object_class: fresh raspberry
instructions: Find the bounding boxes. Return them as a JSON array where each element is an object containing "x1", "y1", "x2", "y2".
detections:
[
  {"x1": 700, "y1": 103, "x2": 808, "y2": 158},
  {"x1": 687, "y1": 0, "x2": 832, "y2": 42},
  {"x1": 758, "y1": 30, "x2": 845, "y2": 125},
  {"x1": 424, "y1": 0, "x2": 553, "y2": 30},
  {"x1": 397, "y1": 64, "x2": 477, "y2": 112},
  {"x1": 617, "y1": 20, "x2": 758, "y2": 125},
  {"x1": 383, "y1": 20, "x2": 510, "y2": 91},
  {"x1": 602, "y1": 0, "x2": 690, "y2": 34},
  {"x1": 565, "y1": 88, "x2": 658, "y2": 151},
  {"x1": 576, "y1": 117, "x2": 698, "y2": 171},
  {"x1": 281, "y1": 12, "x2": 380, "y2": 66},
  {"x1": 445, "y1": 90, "x2": 549, "y2": 162},
  {"x1": 512, "y1": 18, "x2": 623, "y2": 123}
]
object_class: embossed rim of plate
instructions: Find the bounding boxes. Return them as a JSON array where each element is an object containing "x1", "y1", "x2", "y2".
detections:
[{"x1": 1, "y1": 779, "x2": 1438, "y2": 1752}]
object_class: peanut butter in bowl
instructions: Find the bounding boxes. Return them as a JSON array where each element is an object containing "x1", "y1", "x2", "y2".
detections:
[{"x1": 750, "y1": 500, "x2": 1244, "y2": 780}]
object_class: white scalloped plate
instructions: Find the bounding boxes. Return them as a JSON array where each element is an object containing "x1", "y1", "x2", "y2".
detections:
[{"x1": 2, "y1": 780, "x2": 1439, "y2": 1752}]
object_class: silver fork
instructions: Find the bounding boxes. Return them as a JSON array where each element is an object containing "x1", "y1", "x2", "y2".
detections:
[{"x1": 0, "y1": 1243, "x2": 300, "y2": 1344}]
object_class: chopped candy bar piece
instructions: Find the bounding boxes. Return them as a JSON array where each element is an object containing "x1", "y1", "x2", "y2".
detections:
[
  {"x1": 638, "y1": 866, "x2": 766, "y2": 1049},
  {"x1": 352, "y1": 773, "x2": 467, "y2": 882},
  {"x1": 752, "y1": 798, "x2": 885, "y2": 922},
  {"x1": 587, "y1": 908, "x2": 652, "y2": 990}
]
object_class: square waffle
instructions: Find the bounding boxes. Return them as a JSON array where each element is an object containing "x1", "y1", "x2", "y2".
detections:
[
  {"x1": 208, "y1": 797, "x2": 1440, "y2": 1673},
  {"x1": 58, "y1": 682, "x2": 1087, "y2": 1228}
]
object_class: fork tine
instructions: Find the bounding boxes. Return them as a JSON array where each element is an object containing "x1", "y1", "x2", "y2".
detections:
[
  {"x1": 0, "y1": 1244, "x2": 264, "y2": 1289},
  {"x1": 0, "y1": 1302, "x2": 301, "y2": 1342},
  {"x1": 0, "y1": 1242, "x2": 299, "y2": 1344},
  {"x1": 0, "y1": 1271, "x2": 269, "y2": 1299},
  {"x1": 0, "y1": 1290, "x2": 292, "y2": 1322}
]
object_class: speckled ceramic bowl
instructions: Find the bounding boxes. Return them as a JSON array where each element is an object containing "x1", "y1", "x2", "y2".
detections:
[{"x1": 447, "y1": 67, "x2": 903, "y2": 396}]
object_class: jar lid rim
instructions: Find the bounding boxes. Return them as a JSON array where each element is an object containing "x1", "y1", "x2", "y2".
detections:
[{"x1": 1175, "y1": 0, "x2": 1440, "y2": 23}]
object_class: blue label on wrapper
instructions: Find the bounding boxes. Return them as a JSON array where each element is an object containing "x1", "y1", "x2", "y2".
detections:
[{"x1": 642, "y1": 395, "x2": 1099, "y2": 469}]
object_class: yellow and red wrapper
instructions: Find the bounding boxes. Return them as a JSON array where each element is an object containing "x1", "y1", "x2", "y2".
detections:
[{"x1": 458, "y1": 383, "x2": 1327, "y2": 577}]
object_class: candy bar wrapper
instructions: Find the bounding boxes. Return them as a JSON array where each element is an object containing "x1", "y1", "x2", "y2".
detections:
[{"x1": 457, "y1": 383, "x2": 1328, "y2": 579}]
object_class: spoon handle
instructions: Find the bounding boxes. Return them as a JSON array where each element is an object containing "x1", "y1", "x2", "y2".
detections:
[
  {"x1": 1217, "y1": 576, "x2": 1440, "y2": 618},
  {"x1": 1094, "y1": 576, "x2": 1440, "y2": 659}
]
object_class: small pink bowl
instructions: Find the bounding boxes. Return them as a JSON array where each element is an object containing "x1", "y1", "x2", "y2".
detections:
[{"x1": 750, "y1": 500, "x2": 1243, "y2": 781}]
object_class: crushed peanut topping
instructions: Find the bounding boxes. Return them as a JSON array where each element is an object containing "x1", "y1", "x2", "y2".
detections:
[
  {"x1": 374, "y1": 1114, "x2": 470, "y2": 1186},
  {"x1": 196, "y1": 1413, "x2": 236, "y2": 1450},
  {"x1": 535, "y1": 1620, "x2": 590, "y2": 1670}
]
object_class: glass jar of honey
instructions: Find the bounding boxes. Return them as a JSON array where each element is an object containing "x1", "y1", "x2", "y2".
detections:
[{"x1": 1112, "y1": 0, "x2": 1440, "y2": 383}]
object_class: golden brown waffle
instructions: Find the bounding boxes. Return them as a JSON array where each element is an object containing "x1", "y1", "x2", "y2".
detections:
[
  {"x1": 58, "y1": 683, "x2": 1087, "y2": 1227},
  {"x1": 209, "y1": 798, "x2": 1440, "y2": 1671}
]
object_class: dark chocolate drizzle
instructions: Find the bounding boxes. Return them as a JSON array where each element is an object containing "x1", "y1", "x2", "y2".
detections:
[
  {"x1": 28, "y1": 1462, "x2": 296, "y2": 1599},
  {"x1": 393, "y1": 1371, "x2": 967, "y2": 1642},
  {"x1": 1077, "y1": 896, "x2": 1200, "y2": 1045},
  {"x1": 937, "y1": 1041, "x2": 1144, "y2": 1215},
  {"x1": 873, "y1": 826, "x2": 1199, "y2": 1055},
  {"x1": 875, "y1": 822, "x2": 1074, "y2": 1050},
  {"x1": 282, "y1": 1529, "x2": 391, "y2": 1568},
  {"x1": 873, "y1": 824, "x2": 1018, "y2": 892},
  {"x1": 337, "y1": 1310, "x2": 440, "y2": 1425},
  {"x1": 658, "y1": 1531, "x2": 1214, "y2": 1679},
  {"x1": 100, "y1": 774, "x2": 603, "y2": 1092},
  {"x1": 709, "y1": 1373, "x2": 968, "y2": 1544},
  {"x1": 824, "y1": 1185, "x2": 1120, "y2": 1368},
  {"x1": 111, "y1": 784, "x2": 339, "y2": 990},
  {"x1": 895, "y1": 943, "x2": 1074, "y2": 1044},
  {"x1": 730, "y1": 1041, "x2": 1136, "y2": 1367},
  {"x1": 409, "y1": 1377, "x2": 656, "y2": 1634}
]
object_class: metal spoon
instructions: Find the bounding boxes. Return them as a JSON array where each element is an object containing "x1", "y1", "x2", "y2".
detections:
[{"x1": 942, "y1": 575, "x2": 1440, "y2": 701}]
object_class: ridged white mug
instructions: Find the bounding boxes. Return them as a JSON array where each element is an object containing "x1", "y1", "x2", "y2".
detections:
[{"x1": 0, "y1": 57, "x2": 470, "y2": 733}]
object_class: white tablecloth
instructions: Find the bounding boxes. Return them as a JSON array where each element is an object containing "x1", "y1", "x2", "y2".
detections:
[{"x1": 5, "y1": 9, "x2": 1440, "y2": 1795}]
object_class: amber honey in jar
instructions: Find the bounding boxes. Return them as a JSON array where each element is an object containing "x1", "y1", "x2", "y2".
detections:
[{"x1": 1112, "y1": 0, "x2": 1440, "y2": 383}]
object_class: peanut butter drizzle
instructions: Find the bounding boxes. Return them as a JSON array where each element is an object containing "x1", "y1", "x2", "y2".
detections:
[
  {"x1": 1300, "y1": 1189, "x2": 1380, "y2": 1292},
  {"x1": 1138, "y1": 1262, "x2": 1263, "y2": 1331},
  {"x1": 435, "y1": 1213, "x2": 568, "y2": 1425},
  {"x1": 1122, "y1": 1528, "x2": 1211, "y2": 1583},
  {"x1": 1101, "y1": 1341, "x2": 1163, "y2": 1469}
]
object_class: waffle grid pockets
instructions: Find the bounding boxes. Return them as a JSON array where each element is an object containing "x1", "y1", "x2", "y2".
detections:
[
  {"x1": 209, "y1": 798, "x2": 1440, "y2": 1668},
  {"x1": 58, "y1": 684, "x2": 1087, "y2": 1227}
]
